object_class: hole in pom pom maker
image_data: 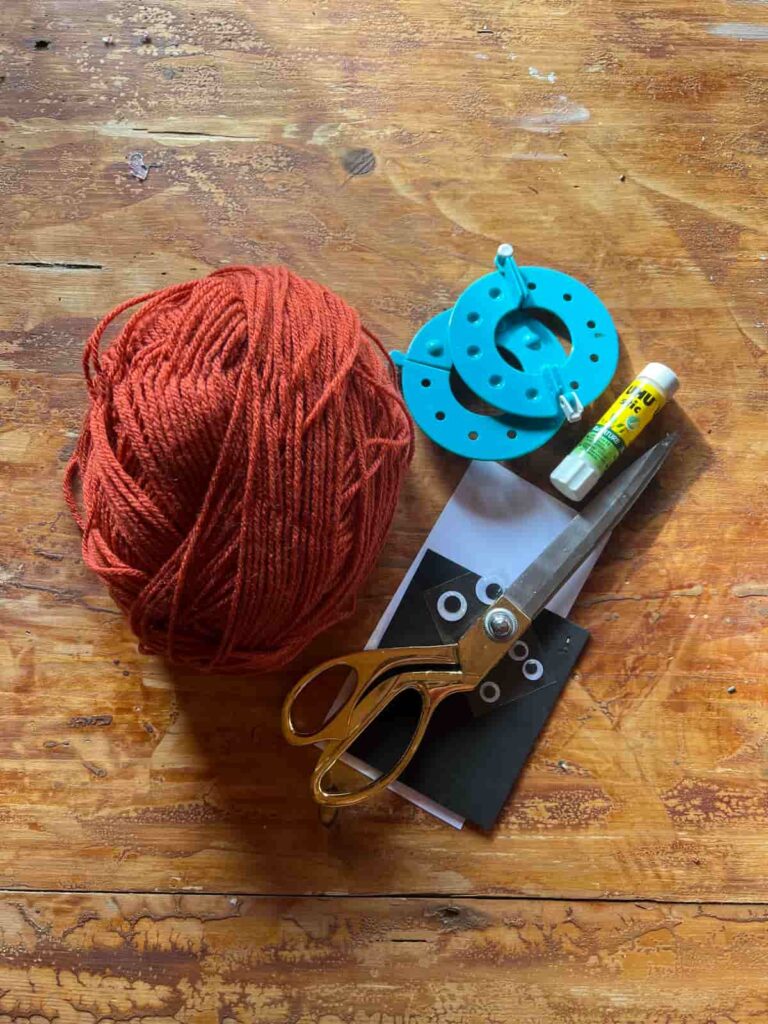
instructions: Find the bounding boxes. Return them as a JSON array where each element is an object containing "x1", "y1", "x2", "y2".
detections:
[{"x1": 390, "y1": 243, "x2": 619, "y2": 461}]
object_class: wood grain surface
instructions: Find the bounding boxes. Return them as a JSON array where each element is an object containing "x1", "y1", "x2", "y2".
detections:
[
  {"x1": 2, "y1": 0, "x2": 768, "y2": 1009},
  {"x1": 1, "y1": 892, "x2": 767, "y2": 1024}
]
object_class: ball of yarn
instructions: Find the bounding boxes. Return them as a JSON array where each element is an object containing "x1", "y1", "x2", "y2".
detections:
[{"x1": 64, "y1": 265, "x2": 414, "y2": 672}]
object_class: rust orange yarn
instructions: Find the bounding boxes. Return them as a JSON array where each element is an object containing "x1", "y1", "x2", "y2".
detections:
[{"x1": 64, "y1": 265, "x2": 414, "y2": 672}]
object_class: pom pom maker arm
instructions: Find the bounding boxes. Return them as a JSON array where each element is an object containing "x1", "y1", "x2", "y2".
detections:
[{"x1": 392, "y1": 244, "x2": 620, "y2": 460}]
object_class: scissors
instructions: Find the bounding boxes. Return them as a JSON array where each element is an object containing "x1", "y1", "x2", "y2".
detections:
[{"x1": 283, "y1": 434, "x2": 676, "y2": 807}]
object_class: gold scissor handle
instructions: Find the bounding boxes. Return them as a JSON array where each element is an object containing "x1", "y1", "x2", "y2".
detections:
[
  {"x1": 282, "y1": 643, "x2": 464, "y2": 807},
  {"x1": 282, "y1": 644, "x2": 458, "y2": 744},
  {"x1": 309, "y1": 669, "x2": 443, "y2": 807},
  {"x1": 283, "y1": 595, "x2": 532, "y2": 807}
]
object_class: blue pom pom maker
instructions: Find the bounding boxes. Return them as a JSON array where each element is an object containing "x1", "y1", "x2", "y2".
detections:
[{"x1": 391, "y1": 244, "x2": 619, "y2": 461}]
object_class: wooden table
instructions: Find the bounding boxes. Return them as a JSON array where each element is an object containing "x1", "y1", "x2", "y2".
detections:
[{"x1": 2, "y1": 0, "x2": 767, "y2": 1018}]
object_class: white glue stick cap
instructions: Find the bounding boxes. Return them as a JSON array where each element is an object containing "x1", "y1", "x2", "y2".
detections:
[
  {"x1": 640, "y1": 362, "x2": 679, "y2": 398},
  {"x1": 550, "y1": 450, "x2": 601, "y2": 502}
]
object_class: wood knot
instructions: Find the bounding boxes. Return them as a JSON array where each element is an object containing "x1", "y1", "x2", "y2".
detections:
[
  {"x1": 69, "y1": 714, "x2": 113, "y2": 728},
  {"x1": 341, "y1": 148, "x2": 376, "y2": 177},
  {"x1": 439, "y1": 905, "x2": 461, "y2": 920}
]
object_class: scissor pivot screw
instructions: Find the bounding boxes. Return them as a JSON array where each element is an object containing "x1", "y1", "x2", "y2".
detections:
[{"x1": 484, "y1": 608, "x2": 518, "y2": 641}]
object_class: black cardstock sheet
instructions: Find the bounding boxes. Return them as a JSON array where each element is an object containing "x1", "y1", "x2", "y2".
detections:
[{"x1": 350, "y1": 549, "x2": 590, "y2": 830}]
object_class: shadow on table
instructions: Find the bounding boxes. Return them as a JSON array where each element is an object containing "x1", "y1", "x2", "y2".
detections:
[{"x1": 171, "y1": 655, "x2": 468, "y2": 893}]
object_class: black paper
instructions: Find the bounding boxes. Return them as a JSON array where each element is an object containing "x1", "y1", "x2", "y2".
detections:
[{"x1": 350, "y1": 549, "x2": 589, "y2": 830}]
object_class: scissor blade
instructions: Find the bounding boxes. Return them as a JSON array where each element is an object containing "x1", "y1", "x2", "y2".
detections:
[{"x1": 504, "y1": 434, "x2": 677, "y2": 620}]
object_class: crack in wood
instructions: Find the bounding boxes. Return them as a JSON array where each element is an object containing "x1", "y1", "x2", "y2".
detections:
[
  {"x1": 0, "y1": 888, "x2": 761, "y2": 907},
  {"x1": 1, "y1": 578, "x2": 120, "y2": 616},
  {"x1": 732, "y1": 582, "x2": 768, "y2": 597},
  {"x1": 33, "y1": 549, "x2": 65, "y2": 561},
  {"x1": 578, "y1": 585, "x2": 704, "y2": 607},
  {"x1": 131, "y1": 127, "x2": 262, "y2": 141},
  {"x1": 4, "y1": 261, "x2": 104, "y2": 270}
]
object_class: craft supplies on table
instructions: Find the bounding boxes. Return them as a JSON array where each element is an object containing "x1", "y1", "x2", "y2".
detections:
[
  {"x1": 286, "y1": 458, "x2": 606, "y2": 829},
  {"x1": 282, "y1": 435, "x2": 677, "y2": 810}
]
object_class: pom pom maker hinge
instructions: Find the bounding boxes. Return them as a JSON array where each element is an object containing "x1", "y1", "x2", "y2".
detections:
[{"x1": 392, "y1": 244, "x2": 619, "y2": 460}]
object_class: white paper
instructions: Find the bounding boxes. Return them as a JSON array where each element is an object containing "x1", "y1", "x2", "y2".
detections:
[{"x1": 369, "y1": 462, "x2": 604, "y2": 648}]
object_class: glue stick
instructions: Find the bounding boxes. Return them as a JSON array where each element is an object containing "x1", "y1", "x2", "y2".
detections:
[{"x1": 550, "y1": 363, "x2": 679, "y2": 502}]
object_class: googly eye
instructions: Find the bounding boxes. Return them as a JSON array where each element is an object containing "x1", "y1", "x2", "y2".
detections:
[
  {"x1": 475, "y1": 575, "x2": 506, "y2": 606},
  {"x1": 437, "y1": 590, "x2": 468, "y2": 623},
  {"x1": 523, "y1": 658, "x2": 544, "y2": 681},
  {"x1": 479, "y1": 680, "x2": 501, "y2": 704},
  {"x1": 509, "y1": 640, "x2": 529, "y2": 662}
]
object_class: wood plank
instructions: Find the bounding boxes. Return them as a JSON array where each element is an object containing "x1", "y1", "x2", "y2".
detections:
[
  {"x1": 0, "y1": 892, "x2": 766, "y2": 1023},
  {"x1": 2, "y1": 0, "x2": 768, "y2": 899}
]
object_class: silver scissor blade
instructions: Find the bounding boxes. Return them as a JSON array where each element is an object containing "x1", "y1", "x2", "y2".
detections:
[{"x1": 504, "y1": 433, "x2": 678, "y2": 620}]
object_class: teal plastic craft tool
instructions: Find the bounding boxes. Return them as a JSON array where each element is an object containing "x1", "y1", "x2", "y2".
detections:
[{"x1": 392, "y1": 245, "x2": 620, "y2": 460}]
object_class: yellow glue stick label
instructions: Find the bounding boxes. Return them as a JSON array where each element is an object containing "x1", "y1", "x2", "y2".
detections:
[{"x1": 575, "y1": 379, "x2": 666, "y2": 472}]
